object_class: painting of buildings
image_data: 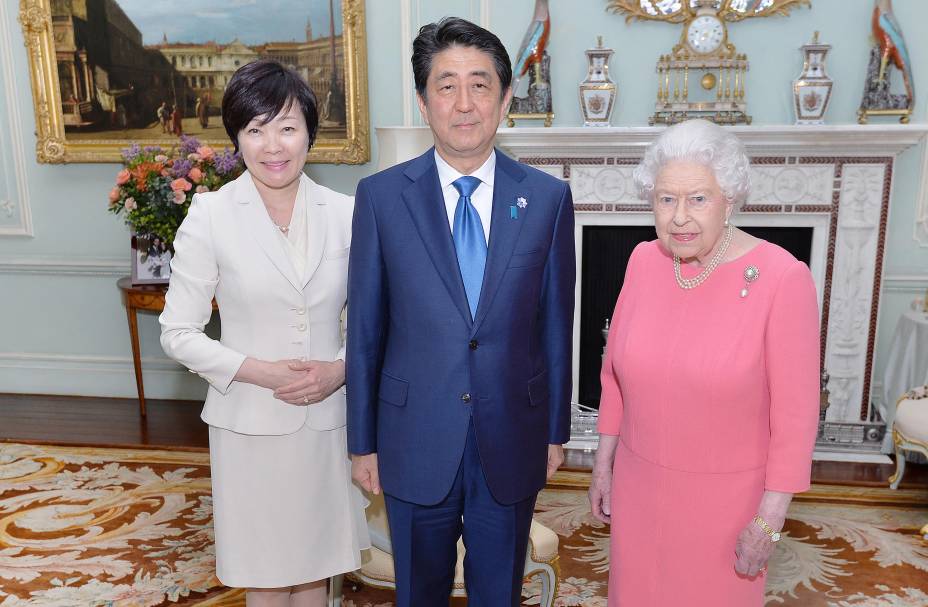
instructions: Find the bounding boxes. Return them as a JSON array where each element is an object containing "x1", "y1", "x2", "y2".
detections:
[{"x1": 51, "y1": 0, "x2": 348, "y2": 142}]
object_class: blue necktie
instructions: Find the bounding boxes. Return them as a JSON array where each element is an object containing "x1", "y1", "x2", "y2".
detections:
[{"x1": 451, "y1": 176, "x2": 487, "y2": 320}]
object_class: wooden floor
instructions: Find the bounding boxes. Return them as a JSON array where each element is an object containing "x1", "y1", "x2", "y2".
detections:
[{"x1": 1, "y1": 393, "x2": 925, "y2": 488}]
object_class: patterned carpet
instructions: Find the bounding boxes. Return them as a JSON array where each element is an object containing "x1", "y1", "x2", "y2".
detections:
[{"x1": 1, "y1": 442, "x2": 926, "y2": 606}]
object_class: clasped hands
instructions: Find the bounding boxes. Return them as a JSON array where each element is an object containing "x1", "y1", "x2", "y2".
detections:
[{"x1": 267, "y1": 358, "x2": 345, "y2": 405}]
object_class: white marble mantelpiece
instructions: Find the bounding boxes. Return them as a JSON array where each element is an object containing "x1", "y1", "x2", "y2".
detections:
[
  {"x1": 376, "y1": 124, "x2": 928, "y2": 168},
  {"x1": 377, "y1": 125, "x2": 928, "y2": 462}
]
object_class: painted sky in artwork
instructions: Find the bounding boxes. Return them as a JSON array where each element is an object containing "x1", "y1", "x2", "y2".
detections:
[{"x1": 118, "y1": 0, "x2": 343, "y2": 47}]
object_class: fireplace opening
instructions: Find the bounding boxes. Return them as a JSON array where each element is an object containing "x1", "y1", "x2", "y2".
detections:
[{"x1": 578, "y1": 225, "x2": 814, "y2": 409}]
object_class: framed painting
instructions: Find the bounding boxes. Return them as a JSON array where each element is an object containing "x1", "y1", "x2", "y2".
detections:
[{"x1": 18, "y1": 0, "x2": 369, "y2": 164}]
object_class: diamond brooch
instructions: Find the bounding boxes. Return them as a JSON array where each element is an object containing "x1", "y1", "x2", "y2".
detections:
[{"x1": 741, "y1": 265, "x2": 760, "y2": 298}]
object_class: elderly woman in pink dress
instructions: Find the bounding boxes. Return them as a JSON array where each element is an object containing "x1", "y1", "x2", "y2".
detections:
[{"x1": 587, "y1": 119, "x2": 820, "y2": 607}]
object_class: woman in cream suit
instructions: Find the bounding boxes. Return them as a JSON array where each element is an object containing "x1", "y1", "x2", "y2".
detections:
[{"x1": 160, "y1": 60, "x2": 369, "y2": 607}]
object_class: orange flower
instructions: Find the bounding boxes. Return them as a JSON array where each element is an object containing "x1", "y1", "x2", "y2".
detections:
[
  {"x1": 108, "y1": 187, "x2": 121, "y2": 204},
  {"x1": 170, "y1": 178, "x2": 193, "y2": 192},
  {"x1": 197, "y1": 146, "x2": 215, "y2": 161},
  {"x1": 116, "y1": 169, "x2": 130, "y2": 185},
  {"x1": 130, "y1": 162, "x2": 164, "y2": 192},
  {"x1": 187, "y1": 167, "x2": 204, "y2": 183}
]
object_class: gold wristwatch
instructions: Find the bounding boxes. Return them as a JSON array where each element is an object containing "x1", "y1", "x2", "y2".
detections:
[{"x1": 752, "y1": 515, "x2": 781, "y2": 542}]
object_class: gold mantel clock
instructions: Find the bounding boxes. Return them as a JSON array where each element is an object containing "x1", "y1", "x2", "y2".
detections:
[{"x1": 606, "y1": 0, "x2": 810, "y2": 125}]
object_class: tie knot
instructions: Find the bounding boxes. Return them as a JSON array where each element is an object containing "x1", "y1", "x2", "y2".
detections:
[{"x1": 452, "y1": 176, "x2": 481, "y2": 199}]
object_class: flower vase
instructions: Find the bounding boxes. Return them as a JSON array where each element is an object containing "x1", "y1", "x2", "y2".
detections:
[
  {"x1": 793, "y1": 31, "x2": 834, "y2": 125},
  {"x1": 579, "y1": 36, "x2": 617, "y2": 127}
]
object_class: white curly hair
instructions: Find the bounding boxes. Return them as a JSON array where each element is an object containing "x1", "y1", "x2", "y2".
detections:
[{"x1": 633, "y1": 119, "x2": 751, "y2": 206}]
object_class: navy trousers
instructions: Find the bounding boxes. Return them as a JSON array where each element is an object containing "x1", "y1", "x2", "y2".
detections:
[{"x1": 384, "y1": 421, "x2": 537, "y2": 607}]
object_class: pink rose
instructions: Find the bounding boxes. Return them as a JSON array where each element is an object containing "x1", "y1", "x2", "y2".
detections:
[
  {"x1": 154, "y1": 154, "x2": 169, "y2": 163},
  {"x1": 187, "y1": 153, "x2": 202, "y2": 162},
  {"x1": 108, "y1": 187, "x2": 121, "y2": 203},
  {"x1": 173, "y1": 190, "x2": 187, "y2": 204},
  {"x1": 197, "y1": 146, "x2": 215, "y2": 160},
  {"x1": 170, "y1": 178, "x2": 192, "y2": 192},
  {"x1": 195, "y1": 185, "x2": 209, "y2": 193},
  {"x1": 187, "y1": 167, "x2": 203, "y2": 183},
  {"x1": 115, "y1": 169, "x2": 130, "y2": 185},
  {"x1": 124, "y1": 197, "x2": 137, "y2": 211}
]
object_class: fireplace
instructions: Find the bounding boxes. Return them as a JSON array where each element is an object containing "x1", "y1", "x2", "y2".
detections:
[
  {"x1": 578, "y1": 225, "x2": 814, "y2": 409},
  {"x1": 375, "y1": 124, "x2": 928, "y2": 459}
]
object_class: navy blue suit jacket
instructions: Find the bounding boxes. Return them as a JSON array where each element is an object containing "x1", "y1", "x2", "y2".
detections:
[{"x1": 346, "y1": 148, "x2": 575, "y2": 506}]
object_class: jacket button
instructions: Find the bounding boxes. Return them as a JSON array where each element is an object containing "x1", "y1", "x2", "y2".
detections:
[
  {"x1": 469, "y1": 340, "x2": 478, "y2": 350},
  {"x1": 297, "y1": 323, "x2": 307, "y2": 331},
  {"x1": 296, "y1": 307, "x2": 306, "y2": 315},
  {"x1": 461, "y1": 393, "x2": 472, "y2": 403}
]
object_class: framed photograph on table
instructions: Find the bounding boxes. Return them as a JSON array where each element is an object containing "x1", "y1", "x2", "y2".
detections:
[
  {"x1": 18, "y1": 0, "x2": 369, "y2": 164},
  {"x1": 130, "y1": 233, "x2": 171, "y2": 285}
]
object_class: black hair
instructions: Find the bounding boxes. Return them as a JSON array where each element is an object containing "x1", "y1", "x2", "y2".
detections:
[
  {"x1": 221, "y1": 59, "x2": 319, "y2": 152},
  {"x1": 412, "y1": 17, "x2": 512, "y2": 100}
]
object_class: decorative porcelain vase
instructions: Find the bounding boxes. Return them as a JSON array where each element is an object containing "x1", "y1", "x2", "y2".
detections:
[
  {"x1": 793, "y1": 31, "x2": 834, "y2": 125},
  {"x1": 579, "y1": 36, "x2": 617, "y2": 127}
]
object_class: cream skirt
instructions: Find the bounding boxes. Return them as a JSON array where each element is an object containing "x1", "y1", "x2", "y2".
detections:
[{"x1": 208, "y1": 423, "x2": 370, "y2": 588}]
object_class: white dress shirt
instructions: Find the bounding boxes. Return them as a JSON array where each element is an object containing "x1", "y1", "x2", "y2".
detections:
[{"x1": 435, "y1": 149, "x2": 495, "y2": 244}]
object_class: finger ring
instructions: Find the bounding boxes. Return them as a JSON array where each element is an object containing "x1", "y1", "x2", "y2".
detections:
[{"x1": 303, "y1": 395, "x2": 309, "y2": 404}]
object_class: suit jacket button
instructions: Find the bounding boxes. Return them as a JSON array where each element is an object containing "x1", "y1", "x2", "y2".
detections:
[
  {"x1": 469, "y1": 340, "x2": 478, "y2": 350},
  {"x1": 461, "y1": 392, "x2": 472, "y2": 403}
]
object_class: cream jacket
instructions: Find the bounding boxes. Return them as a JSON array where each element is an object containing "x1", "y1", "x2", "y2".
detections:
[{"x1": 159, "y1": 171, "x2": 353, "y2": 435}]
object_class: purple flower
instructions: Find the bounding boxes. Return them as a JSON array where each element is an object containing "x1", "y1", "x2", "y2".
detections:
[
  {"x1": 214, "y1": 149, "x2": 242, "y2": 176},
  {"x1": 143, "y1": 145, "x2": 163, "y2": 154},
  {"x1": 179, "y1": 135, "x2": 202, "y2": 156},
  {"x1": 121, "y1": 143, "x2": 142, "y2": 162},
  {"x1": 172, "y1": 158, "x2": 193, "y2": 178}
]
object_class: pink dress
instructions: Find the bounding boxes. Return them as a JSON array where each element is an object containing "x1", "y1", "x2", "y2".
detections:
[{"x1": 598, "y1": 239, "x2": 820, "y2": 607}]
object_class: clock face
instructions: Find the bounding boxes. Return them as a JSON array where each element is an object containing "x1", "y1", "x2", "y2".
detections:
[{"x1": 686, "y1": 15, "x2": 725, "y2": 54}]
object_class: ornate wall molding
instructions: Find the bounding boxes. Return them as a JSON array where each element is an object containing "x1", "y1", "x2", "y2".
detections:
[
  {"x1": 0, "y1": 257, "x2": 127, "y2": 276},
  {"x1": 400, "y1": 0, "x2": 415, "y2": 126},
  {"x1": 882, "y1": 273, "x2": 928, "y2": 292},
  {"x1": 914, "y1": 142, "x2": 928, "y2": 246},
  {"x1": 0, "y1": 352, "x2": 196, "y2": 399},
  {"x1": 0, "y1": 0, "x2": 34, "y2": 236}
]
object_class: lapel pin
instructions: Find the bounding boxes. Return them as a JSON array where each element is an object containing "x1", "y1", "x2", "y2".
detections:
[{"x1": 517, "y1": 196, "x2": 528, "y2": 208}]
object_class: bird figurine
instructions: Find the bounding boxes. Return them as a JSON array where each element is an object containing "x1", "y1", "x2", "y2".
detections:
[
  {"x1": 872, "y1": 0, "x2": 914, "y2": 106},
  {"x1": 511, "y1": 0, "x2": 550, "y2": 96}
]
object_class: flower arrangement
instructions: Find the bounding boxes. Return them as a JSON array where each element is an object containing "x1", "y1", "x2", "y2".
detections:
[{"x1": 108, "y1": 135, "x2": 244, "y2": 244}]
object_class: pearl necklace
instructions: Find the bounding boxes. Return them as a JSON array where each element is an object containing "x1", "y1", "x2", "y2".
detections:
[{"x1": 673, "y1": 224, "x2": 733, "y2": 290}]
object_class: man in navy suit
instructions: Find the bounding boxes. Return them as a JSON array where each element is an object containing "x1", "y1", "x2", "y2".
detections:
[{"x1": 347, "y1": 17, "x2": 575, "y2": 607}]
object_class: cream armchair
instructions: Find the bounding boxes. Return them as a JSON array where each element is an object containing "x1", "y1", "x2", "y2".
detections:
[
  {"x1": 888, "y1": 385, "x2": 928, "y2": 489},
  {"x1": 331, "y1": 491, "x2": 560, "y2": 606}
]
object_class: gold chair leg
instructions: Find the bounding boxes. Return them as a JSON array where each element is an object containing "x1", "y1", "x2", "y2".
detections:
[{"x1": 888, "y1": 443, "x2": 906, "y2": 490}]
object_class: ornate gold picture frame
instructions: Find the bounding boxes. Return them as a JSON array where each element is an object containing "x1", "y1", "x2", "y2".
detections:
[{"x1": 18, "y1": 0, "x2": 369, "y2": 164}]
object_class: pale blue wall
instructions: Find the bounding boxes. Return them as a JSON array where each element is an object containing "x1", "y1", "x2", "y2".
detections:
[{"x1": 0, "y1": 0, "x2": 926, "y2": 405}]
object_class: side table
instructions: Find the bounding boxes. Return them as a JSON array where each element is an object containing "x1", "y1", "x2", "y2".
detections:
[{"x1": 117, "y1": 277, "x2": 216, "y2": 416}]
